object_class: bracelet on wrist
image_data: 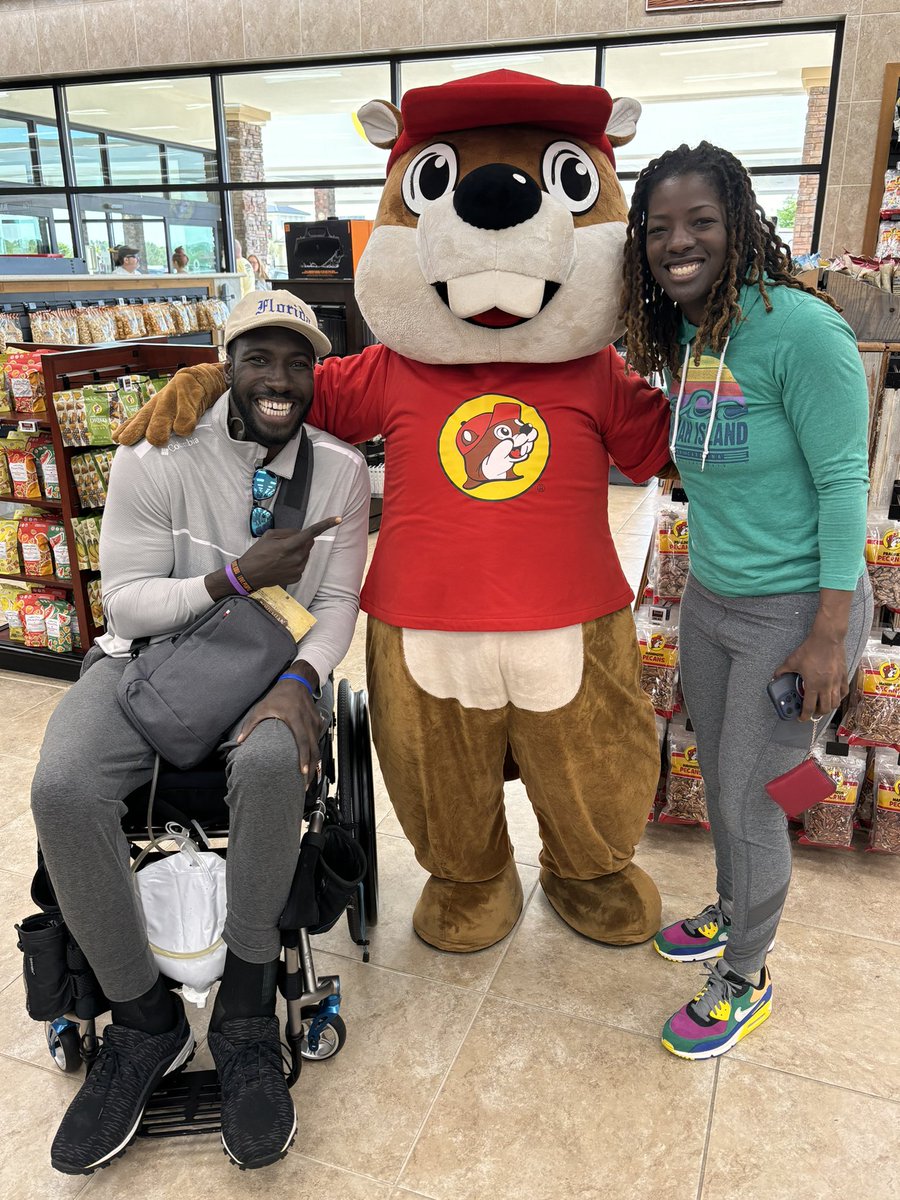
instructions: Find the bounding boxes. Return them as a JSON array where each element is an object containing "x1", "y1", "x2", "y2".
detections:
[
  {"x1": 231, "y1": 559, "x2": 253, "y2": 593},
  {"x1": 279, "y1": 672, "x2": 316, "y2": 698},
  {"x1": 225, "y1": 560, "x2": 249, "y2": 596}
]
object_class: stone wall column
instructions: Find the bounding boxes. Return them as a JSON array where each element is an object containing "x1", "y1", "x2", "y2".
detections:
[
  {"x1": 225, "y1": 103, "x2": 271, "y2": 263},
  {"x1": 794, "y1": 67, "x2": 831, "y2": 256}
]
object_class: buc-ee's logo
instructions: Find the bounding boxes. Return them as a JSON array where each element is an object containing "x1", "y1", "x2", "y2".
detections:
[{"x1": 438, "y1": 395, "x2": 550, "y2": 501}]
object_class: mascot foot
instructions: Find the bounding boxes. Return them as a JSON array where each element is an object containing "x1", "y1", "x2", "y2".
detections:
[
  {"x1": 413, "y1": 859, "x2": 524, "y2": 953},
  {"x1": 540, "y1": 863, "x2": 662, "y2": 945}
]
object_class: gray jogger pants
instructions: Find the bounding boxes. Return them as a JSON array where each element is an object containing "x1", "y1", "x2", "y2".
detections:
[
  {"x1": 30, "y1": 652, "x2": 331, "y2": 1002},
  {"x1": 677, "y1": 573, "x2": 872, "y2": 977}
]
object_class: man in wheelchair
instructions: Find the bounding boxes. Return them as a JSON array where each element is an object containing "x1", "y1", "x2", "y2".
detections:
[{"x1": 29, "y1": 293, "x2": 370, "y2": 1174}]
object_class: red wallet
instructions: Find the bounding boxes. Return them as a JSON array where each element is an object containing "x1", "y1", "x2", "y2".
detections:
[{"x1": 764, "y1": 758, "x2": 836, "y2": 819}]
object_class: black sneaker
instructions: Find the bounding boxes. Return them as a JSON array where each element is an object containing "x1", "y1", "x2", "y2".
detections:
[
  {"x1": 50, "y1": 997, "x2": 194, "y2": 1175},
  {"x1": 209, "y1": 1015, "x2": 297, "y2": 1169}
]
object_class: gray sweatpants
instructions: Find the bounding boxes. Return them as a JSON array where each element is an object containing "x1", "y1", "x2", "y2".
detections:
[
  {"x1": 30, "y1": 652, "x2": 331, "y2": 1002},
  {"x1": 678, "y1": 573, "x2": 872, "y2": 978}
]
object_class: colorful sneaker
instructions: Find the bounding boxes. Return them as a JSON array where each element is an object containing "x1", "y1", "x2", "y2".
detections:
[
  {"x1": 50, "y1": 997, "x2": 194, "y2": 1174},
  {"x1": 209, "y1": 1015, "x2": 297, "y2": 1170},
  {"x1": 661, "y1": 960, "x2": 772, "y2": 1060},
  {"x1": 654, "y1": 902, "x2": 731, "y2": 962}
]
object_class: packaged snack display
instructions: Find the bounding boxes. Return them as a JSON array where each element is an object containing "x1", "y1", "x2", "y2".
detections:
[
  {"x1": 6, "y1": 351, "x2": 47, "y2": 413},
  {"x1": 20, "y1": 593, "x2": 48, "y2": 647},
  {"x1": 75, "y1": 307, "x2": 117, "y2": 345},
  {"x1": 170, "y1": 300, "x2": 198, "y2": 334},
  {"x1": 857, "y1": 747, "x2": 876, "y2": 829},
  {"x1": 86, "y1": 577, "x2": 104, "y2": 629},
  {"x1": 142, "y1": 303, "x2": 177, "y2": 336},
  {"x1": 838, "y1": 638, "x2": 900, "y2": 749},
  {"x1": 30, "y1": 309, "x2": 79, "y2": 346},
  {"x1": 195, "y1": 298, "x2": 229, "y2": 331},
  {"x1": 0, "y1": 518, "x2": 21, "y2": 573},
  {"x1": 870, "y1": 749, "x2": 900, "y2": 854},
  {"x1": 0, "y1": 448, "x2": 10, "y2": 494},
  {"x1": 0, "y1": 313, "x2": 24, "y2": 346},
  {"x1": 17, "y1": 517, "x2": 54, "y2": 578},
  {"x1": 71, "y1": 449, "x2": 115, "y2": 509},
  {"x1": 0, "y1": 582, "x2": 29, "y2": 640},
  {"x1": 653, "y1": 503, "x2": 689, "y2": 603},
  {"x1": 53, "y1": 389, "x2": 90, "y2": 447},
  {"x1": 47, "y1": 523, "x2": 70, "y2": 580},
  {"x1": 71, "y1": 515, "x2": 101, "y2": 571},
  {"x1": 44, "y1": 598, "x2": 74, "y2": 654},
  {"x1": 637, "y1": 616, "x2": 680, "y2": 719},
  {"x1": 33, "y1": 444, "x2": 59, "y2": 500},
  {"x1": 83, "y1": 383, "x2": 119, "y2": 445},
  {"x1": 865, "y1": 514, "x2": 900, "y2": 610},
  {"x1": 800, "y1": 745, "x2": 867, "y2": 849},
  {"x1": 6, "y1": 449, "x2": 41, "y2": 501},
  {"x1": 660, "y1": 721, "x2": 709, "y2": 828},
  {"x1": 113, "y1": 306, "x2": 147, "y2": 341}
]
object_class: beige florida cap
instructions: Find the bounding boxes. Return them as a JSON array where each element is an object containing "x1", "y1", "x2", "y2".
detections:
[{"x1": 223, "y1": 289, "x2": 332, "y2": 358}]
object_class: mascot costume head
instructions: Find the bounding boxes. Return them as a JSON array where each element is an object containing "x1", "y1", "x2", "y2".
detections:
[{"x1": 117, "y1": 71, "x2": 672, "y2": 954}]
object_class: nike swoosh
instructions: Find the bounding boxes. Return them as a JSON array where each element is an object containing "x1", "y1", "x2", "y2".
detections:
[{"x1": 733, "y1": 1005, "x2": 754, "y2": 1022}]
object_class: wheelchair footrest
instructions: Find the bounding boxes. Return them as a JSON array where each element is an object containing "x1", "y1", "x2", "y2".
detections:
[{"x1": 139, "y1": 1068, "x2": 222, "y2": 1139}]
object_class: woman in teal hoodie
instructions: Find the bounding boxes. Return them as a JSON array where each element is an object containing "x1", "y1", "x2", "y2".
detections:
[{"x1": 620, "y1": 142, "x2": 873, "y2": 1060}]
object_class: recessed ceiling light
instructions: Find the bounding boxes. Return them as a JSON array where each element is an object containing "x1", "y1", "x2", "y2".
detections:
[
  {"x1": 130, "y1": 125, "x2": 180, "y2": 131},
  {"x1": 660, "y1": 41, "x2": 769, "y2": 56},
  {"x1": 684, "y1": 71, "x2": 779, "y2": 82}
]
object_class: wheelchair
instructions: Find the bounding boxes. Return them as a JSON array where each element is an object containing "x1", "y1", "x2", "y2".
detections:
[{"x1": 19, "y1": 678, "x2": 379, "y2": 1141}]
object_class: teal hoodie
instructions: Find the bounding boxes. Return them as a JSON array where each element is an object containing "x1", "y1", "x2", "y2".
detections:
[{"x1": 666, "y1": 282, "x2": 869, "y2": 597}]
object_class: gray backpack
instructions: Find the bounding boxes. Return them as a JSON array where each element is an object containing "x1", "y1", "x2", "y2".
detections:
[{"x1": 116, "y1": 431, "x2": 314, "y2": 769}]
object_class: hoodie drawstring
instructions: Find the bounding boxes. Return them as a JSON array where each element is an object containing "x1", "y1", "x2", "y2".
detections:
[{"x1": 669, "y1": 335, "x2": 731, "y2": 473}]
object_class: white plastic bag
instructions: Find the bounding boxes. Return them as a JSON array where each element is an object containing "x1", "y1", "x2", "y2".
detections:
[{"x1": 133, "y1": 825, "x2": 227, "y2": 1005}]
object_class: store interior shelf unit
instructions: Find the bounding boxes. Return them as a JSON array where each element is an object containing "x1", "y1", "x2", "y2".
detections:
[{"x1": 0, "y1": 341, "x2": 218, "y2": 681}]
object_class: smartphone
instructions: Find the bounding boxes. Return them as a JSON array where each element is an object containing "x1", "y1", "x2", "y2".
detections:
[{"x1": 767, "y1": 673, "x2": 804, "y2": 721}]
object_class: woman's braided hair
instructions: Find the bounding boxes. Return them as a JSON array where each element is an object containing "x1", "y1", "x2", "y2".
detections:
[{"x1": 619, "y1": 141, "x2": 836, "y2": 377}]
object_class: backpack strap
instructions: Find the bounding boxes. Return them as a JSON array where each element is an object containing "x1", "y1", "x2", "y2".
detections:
[{"x1": 272, "y1": 427, "x2": 314, "y2": 530}]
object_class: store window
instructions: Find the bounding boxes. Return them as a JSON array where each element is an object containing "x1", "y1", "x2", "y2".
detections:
[
  {"x1": 64, "y1": 77, "x2": 218, "y2": 186},
  {"x1": 603, "y1": 32, "x2": 835, "y2": 174},
  {"x1": 228, "y1": 186, "x2": 381, "y2": 279},
  {"x1": 0, "y1": 194, "x2": 70, "y2": 256},
  {"x1": 168, "y1": 222, "x2": 217, "y2": 272},
  {"x1": 0, "y1": 87, "x2": 63, "y2": 186},
  {"x1": 77, "y1": 192, "x2": 222, "y2": 275},
  {"x1": 400, "y1": 47, "x2": 596, "y2": 94},
  {"x1": 221, "y1": 63, "x2": 391, "y2": 184}
]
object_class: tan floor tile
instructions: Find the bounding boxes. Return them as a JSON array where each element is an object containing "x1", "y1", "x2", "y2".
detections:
[
  {"x1": 635, "y1": 822, "x2": 717, "y2": 901},
  {"x1": 0, "y1": 673, "x2": 68, "y2": 707},
  {"x1": 0, "y1": 752, "x2": 37, "y2": 828},
  {"x1": 0, "y1": 973, "x2": 58, "y2": 1074},
  {"x1": 315, "y1": 833, "x2": 539, "y2": 991},
  {"x1": 785, "y1": 843, "x2": 900, "y2": 945},
  {"x1": 399, "y1": 996, "x2": 712, "y2": 1200},
  {"x1": 701, "y1": 1060, "x2": 900, "y2": 1200},
  {"x1": 0, "y1": 867, "x2": 36, "y2": 989},
  {"x1": 85, "y1": 1137, "x2": 394, "y2": 1198},
  {"x1": 730, "y1": 920, "x2": 900, "y2": 1100},
  {"x1": 280, "y1": 949, "x2": 481, "y2": 1181},
  {"x1": 1, "y1": 809, "x2": 38, "y2": 878},
  {"x1": 490, "y1": 886, "x2": 704, "y2": 1038},
  {"x1": 0, "y1": 691, "x2": 66, "y2": 760},
  {"x1": 0, "y1": 1058, "x2": 89, "y2": 1199}
]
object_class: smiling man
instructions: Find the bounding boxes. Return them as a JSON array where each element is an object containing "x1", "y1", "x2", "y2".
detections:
[{"x1": 30, "y1": 290, "x2": 370, "y2": 1175}]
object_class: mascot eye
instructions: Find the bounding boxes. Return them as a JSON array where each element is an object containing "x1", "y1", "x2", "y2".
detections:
[
  {"x1": 541, "y1": 141, "x2": 600, "y2": 214},
  {"x1": 494, "y1": 425, "x2": 512, "y2": 440},
  {"x1": 402, "y1": 143, "x2": 458, "y2": 215}
]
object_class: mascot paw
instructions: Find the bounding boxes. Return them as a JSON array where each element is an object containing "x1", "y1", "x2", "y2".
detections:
[
  {"x1": 413, "y1": 858, "x2": 523, "y2": 953},
  {"x1": 540, "y1": 863, "x2": 662, "y2": 945}
]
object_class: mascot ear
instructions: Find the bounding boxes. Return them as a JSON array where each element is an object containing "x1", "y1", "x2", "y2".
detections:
[
  {"x1": 357, "y1": 99, "x2": 404, "y2": 150},
  {"x1": 607, "y1": 97, "x2": 642, "y2": 148}
]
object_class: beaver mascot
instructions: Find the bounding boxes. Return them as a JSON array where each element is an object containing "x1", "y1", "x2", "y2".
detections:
[{"x1": 115, "y1": 71, "x2": 673, "y2": 953}]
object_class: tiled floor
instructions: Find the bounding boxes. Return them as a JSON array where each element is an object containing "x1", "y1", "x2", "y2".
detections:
[{"x1": 1, "y1": 483, "x2": 898, "y2": 1200}]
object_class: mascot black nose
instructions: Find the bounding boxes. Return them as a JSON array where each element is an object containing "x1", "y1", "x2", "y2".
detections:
[{"x1": 453, "y1": 164, "x2": 542, "y2": 231}]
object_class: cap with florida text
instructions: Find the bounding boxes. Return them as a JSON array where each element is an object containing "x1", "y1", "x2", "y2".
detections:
[{"x1": 224, "y1": 289, "x2": 332, "y2": 358}]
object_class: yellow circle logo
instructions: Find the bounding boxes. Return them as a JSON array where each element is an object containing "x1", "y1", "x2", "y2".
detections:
[{"x1": 438, "y1": 394, "x2": 550, "y2": 501}]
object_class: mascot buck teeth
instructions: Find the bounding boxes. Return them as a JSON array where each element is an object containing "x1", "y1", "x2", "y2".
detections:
[{"x1": 117, "y1": 70, "x2": 674, "y2": 953}]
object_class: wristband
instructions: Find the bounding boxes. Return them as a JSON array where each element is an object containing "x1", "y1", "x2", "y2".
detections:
[
  {"x1": 231, "y1": 559, "x2": 253, "y2": 592},
  {"x1": 225, "y1": 561, "x2": 249, "y2": 596},
  {"x1": 279, "y1": 672, "x2": 316, "y2": 698}
]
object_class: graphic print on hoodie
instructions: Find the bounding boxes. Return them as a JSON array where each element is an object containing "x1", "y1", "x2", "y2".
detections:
[{"x1": 668, "y1": 354, "x2": 748, "y2": 467}]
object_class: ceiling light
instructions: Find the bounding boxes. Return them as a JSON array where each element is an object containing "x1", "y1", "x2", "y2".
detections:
[
  {"x1": 659, "y1": 41, "x2": 769, "y2": 56},
  {"x1": 185, "y1": 103, "x2": 211, "y2": 110},
  {"x1": 130, "y1": 124, "x2": 180, "y2": 131},
  {"x1": 451, "y1": 54, "x2": 544, "y2": 71},
  {"x1": 140, "y1": 84, "x2": 176, "y2": 90},
  {"x1": 68, "y1": 108, "x2": 110, "y2": 116},
  {"x1": 684, "y1": 71, "x2": 779, "y2": 82}
]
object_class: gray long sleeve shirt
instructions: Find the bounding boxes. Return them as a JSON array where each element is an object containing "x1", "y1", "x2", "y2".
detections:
[{"x1": 97, "y1": 391, "x2": 370, "y2": 685}]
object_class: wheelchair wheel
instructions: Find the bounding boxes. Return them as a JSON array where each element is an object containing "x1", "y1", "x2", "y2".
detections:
[
  {"x1": 300, "y1": 1013, "x2": 346, "y2": 1061},
  {"x1": 337, "y1": 680, "x2": 379, "y2": 928},
  {"x1": 46, "y1": 1019, "x2": 82, "y2": 1073}
]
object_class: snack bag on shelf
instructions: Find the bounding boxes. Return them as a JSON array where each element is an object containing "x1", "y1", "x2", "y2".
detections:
[
  {"x1": 143, "y1": 303, "x2": 177, "y2": 336},
  {"x1": 47, "y1": 523, "x2": 71, "y2": 580},
  {"x1": 0, "y1": 518, "x2": 21, "y2": 573},
  {"x1": 800, "y1": 744, "x2": 867, "y2": 850},
  {"x1": 86, "y1": 577, "x2": 104, "y2": 629},
  {"x1": 53, "y1": 389, "x2": 90, "y2": 447},
  {"x1": 0, "y1": 313, "x2": 24, "y2": 346},
  {"x1": 76, "y1": 307, "x2": 117, "y2": 345},
  {"x1": 653, "y1": 502, "x2": 689, "y2": 603},
  {"x1": 83, "y1": 383, "x2": 119, "y2": 445},
  {"x1": 6, "y1": 449, "x2": 41, "y2": 501},
  {"x1": 0, "y1": 581, "x2": 29, "y2": 640},
  {"x1": 0, "y1": 448, "x2": 10, "y2": 495},
  {"x1": 71, "y1": 451, "x2": 113, "y2": 509},
  {"x1": 20, "y1": 593, "x2": 48, "y2": 647},
  {"x1": 44, "y1": 598, "x2": 74, "y2": 654},
  {"x1": 856, "y1": 746, "x2": 876, "y2": 829},
  {"x1": 30, "y1": 309, "x2": 77, "y2": 345},
  {"x1": 116, "y1": 374, "x2": 150, "y2": 424},
  {"x1": 659, "y1": 719, "x2": 709, "y2": 828},
  {"x1": 17, "y1": 517, "x2": 54, "y2": 578},
  {"x1": 649, "y1": 714, "x2": 668, "y2": 823},
  {"x1": 838, "y1": 638, "x2": 900, "y2": 749},
  {"x1": 865, "y1": 513, "x2": 900, "y2": 611},
  {"x1": 113, "y1": 306, "x2": 147, "y2": 341},
  {"x1": 33, "y1": 444, "x2": 60, "y2": 501},
  {"x1": 869, "y1": 748, "x2": 900, "y2": 854},
  {"x1": 169, "y1": 300, "x2": 195, "y2": 335},
  {"x1": 636, "y1": 613, "x2": 680, "y2": 719},
  {"x1": 6, "y1": 350, "x2": 48, "y2": 413},
  {"x1": 882, "y1": 167, "x2": 900, "y2": 214}
]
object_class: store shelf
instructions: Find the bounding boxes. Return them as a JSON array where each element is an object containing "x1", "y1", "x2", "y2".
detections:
[
  {"x1": 0, "y1": 492, "x2": 63, "y2": 511},
  {"x1": 0, "y1": 627, "x2": 83, "y2": 682},
  {"x1": 0, "y1": 409, "x2": 51, "y2": 429},
  {"x1": 0, "y1": 570, "x2": 75, "y2": 589}
]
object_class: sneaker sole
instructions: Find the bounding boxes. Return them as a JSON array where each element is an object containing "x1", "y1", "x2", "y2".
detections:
[
  {"x1": 51, "y1": 1029, "x2": 196, "y2": 1175},
  {"x1": 653, "y1": 936, "x2": 776, "y2": 965},
  {"x1": 221, "y1": 1107, "x2": 298, "y2": 1171},
  {"x1": 661, "y1": 999, "x2": 772, "y2": 1061}
]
